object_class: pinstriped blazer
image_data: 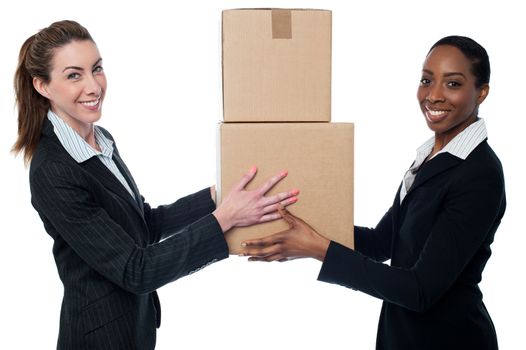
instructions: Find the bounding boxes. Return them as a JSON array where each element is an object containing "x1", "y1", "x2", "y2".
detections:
[{"x1": 30, "y1": 119, "x2": 229, "y2": 349}]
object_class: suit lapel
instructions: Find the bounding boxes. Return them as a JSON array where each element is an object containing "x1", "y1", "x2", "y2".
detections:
[
  {"x1": 390, "y1": 153, "x2": 462, "y2": 257},
  {"x1": 405, "y1": 152, "x2": 462, "y2": 197},
  {"x1": 112, "y1": 151, "x2": 144, "y2": 213},
  {"x1": 81, "y1": 157, "x2": 145, "y2": 219}
]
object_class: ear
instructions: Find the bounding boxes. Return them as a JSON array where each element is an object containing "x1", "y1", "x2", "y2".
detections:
[
  {"x1": 476, "y1": 84, "x2": 490, "y2": 105},
  {"x1": 33, "y1": 77, "x2": 51, "y2": 99}
]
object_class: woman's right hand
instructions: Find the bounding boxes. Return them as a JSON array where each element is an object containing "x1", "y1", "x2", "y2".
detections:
[
  {"x1": 241, "y1": 206, "x2": 330, "y2": 262},
  {"x1": 212, "y1": 166, "x2": 299, "y2": 233}
]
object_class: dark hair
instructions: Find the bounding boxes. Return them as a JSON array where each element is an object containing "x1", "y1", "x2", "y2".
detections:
[
  {"x1": 428, "y1": 35, "x2": 490, "y2": 89},
  {"x1": 12, "y1": 20, "x2": 93, "y2": 164}
]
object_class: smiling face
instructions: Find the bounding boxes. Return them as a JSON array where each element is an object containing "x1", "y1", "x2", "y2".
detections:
[
  {"x1": 33, "y1": 40, "x2": 106, "y2": 138},
  {"x1": 417, "y1": 45, "x2": 489, "y2": 145}
]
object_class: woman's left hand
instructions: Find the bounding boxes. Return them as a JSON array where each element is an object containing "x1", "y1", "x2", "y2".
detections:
[{"x1": 241, "y1": 206, "x2": 330, "y2": 262}]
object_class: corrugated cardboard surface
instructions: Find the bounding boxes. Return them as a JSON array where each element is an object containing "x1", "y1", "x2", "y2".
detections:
[
  {"x1": 222, "y1": 9, "x2": 332, "y2": 122},
  {"x1": 218, "y1": 123, "x2": 354, "y2": 254}
]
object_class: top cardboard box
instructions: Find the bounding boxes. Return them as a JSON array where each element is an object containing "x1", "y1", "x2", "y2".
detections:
[{"x1": 222, "y1": 9, "x2": 332, "y2": 122}]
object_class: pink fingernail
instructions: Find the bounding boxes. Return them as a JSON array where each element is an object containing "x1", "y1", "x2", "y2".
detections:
[
  {"x1": 291, "y1": 197, "x2": 298, "y2": 203},
  {"x1": 292, "y1": 189, "x2": 300, "y2": 195},
  {"x1": 280, "y1": 170, "x2": 288, "y2": 177}
]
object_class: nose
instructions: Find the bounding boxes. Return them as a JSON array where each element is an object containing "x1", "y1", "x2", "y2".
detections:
[
  {"x1": 426, "y1": 83, "x2": 445, "y2": 103},
  {"x1": 84, "y1": 73, "x2": 103, "y2": 97}
]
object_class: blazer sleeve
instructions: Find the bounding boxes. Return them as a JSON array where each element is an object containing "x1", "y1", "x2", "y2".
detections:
[
  {"x1": 142, "y1": 188, "x2": 217, "y2": 243},
  {"x1": 31, "y1": 160, "x2": 229, "y2": 295},
  {"x1": 318, "y1": 162, "x2": 505, "y2": 312},
  {"x1": 353, "y1": 207, "x2": 394, "y2": 262}
]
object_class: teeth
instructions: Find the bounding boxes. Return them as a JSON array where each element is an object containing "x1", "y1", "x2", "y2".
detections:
[
  {"x1": 81, "y1": 99, "x2": 99, "y2": 107},
  {"x1": 425, "y1": 106, "x2": 447, "y2": 116},
  {"x1": 428, "y1": 110, "x2": 446, "y2": 116}
]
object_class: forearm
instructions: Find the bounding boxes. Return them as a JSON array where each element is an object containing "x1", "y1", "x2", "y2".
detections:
[
  {"x1": 145, "y1": 187, "x2": 217, "y2": 242},
  {"x1": 123, "y1": 214, "x2": 228, "y2": 294},
  {"x1": 318, "y1": 241, "x2": 426, "y2": 311}
]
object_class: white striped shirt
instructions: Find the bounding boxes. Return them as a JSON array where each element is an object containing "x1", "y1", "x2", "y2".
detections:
[
  {"x1": 400, "y1": 118, "x2": 488, "y2": 203},
  {"x1": 47, "y1": 110, "x2": 136, "y2": 199}
]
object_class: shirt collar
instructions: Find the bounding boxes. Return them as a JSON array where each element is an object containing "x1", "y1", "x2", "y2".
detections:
[
  {"x1": 439, "y1": 118, "x2": 487, "y2": 160},
  {"x1": 47, "y1": 110, "x2": 114, "y2": 163},
  {"x1": 415, "y1": 118, "x2": 487, "y2": 164}
]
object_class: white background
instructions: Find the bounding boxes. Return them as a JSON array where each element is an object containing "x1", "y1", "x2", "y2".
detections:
[{"x1": 1, "y1": 1, "x2": 524, "y2": 349}]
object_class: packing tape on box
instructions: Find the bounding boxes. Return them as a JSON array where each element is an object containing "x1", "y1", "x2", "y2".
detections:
[{"x1": 271, "y1": 9, "x2": 292, "y2": 39}]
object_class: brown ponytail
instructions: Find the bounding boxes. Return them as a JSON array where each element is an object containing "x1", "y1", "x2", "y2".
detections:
[
  {"x1": 13, "y1": 35, "x2": 49, "y2": 164},
  {"x1": 12, "y1": 20, "x2": 93, "y2": 164}
]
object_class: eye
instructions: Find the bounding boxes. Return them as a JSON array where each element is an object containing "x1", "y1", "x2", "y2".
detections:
[
  {"x1": 93, "y1": 65, "x2": 104, "y2": 74},
  {"x1": 447, "y1": 81, "x2": 462, "y2": 88},
  {"x1": 420, "y1": 78, "x2": 431, "y2": 86},
  {"x1": 67, "y1": 72, "x2": 80, "y2": 80}
]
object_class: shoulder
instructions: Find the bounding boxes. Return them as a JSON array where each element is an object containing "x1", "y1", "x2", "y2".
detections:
[
  {"x1": 30, "y1": 132, "x2": 69, "y2": 175},
  {"x1": 462, "y1": 140, "x2": 504, "y2": 181},
  {"x1": 450, "y1": 140, "x2": 505, "y2": 200},
  {"x1": 30, "y1": 133, "x2": 85, "y2": 189}
]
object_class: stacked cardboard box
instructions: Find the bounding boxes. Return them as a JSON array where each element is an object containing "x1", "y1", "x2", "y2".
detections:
[{"x1": 218, "y1": 9, "x2": 354, "y2": 254}]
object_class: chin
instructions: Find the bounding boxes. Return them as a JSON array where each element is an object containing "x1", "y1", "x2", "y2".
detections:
[
  {"x1": 90, "y1": 113, "x2": 103, "y2": 123},
  {"x1": 424, "y1": 121, "x2": 447, "y2": 135},
  {"x1": 80, "y1": 109, "x2": 103, "y2": 123}
]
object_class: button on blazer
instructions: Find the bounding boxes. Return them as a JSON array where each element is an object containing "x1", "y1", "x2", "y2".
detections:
[{"x1": 30, "y1": 120, "x2": 229, "y2": 349}]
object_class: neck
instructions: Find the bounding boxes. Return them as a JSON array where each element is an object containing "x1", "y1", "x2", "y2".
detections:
[
  {"x1": 432, "y1": 116, "x2": 477, "y2": 156},
  {"x1": 71, "y1": 122, "x2": 98, "y2": 149},
  {"x1": 84, "y1": 127, "x2": 100, "y2": 151},
  {"x1": 51, "y1": 110, "x2": 99, "y2": 151}
]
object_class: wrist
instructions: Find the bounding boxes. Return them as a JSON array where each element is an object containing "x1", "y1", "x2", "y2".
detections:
[
  {"x1": 213, "y1": 208, "x2": 233, "y2": 233},
  {"x1": 313, "y1": 237, "x2": 330, "y2": 262}
]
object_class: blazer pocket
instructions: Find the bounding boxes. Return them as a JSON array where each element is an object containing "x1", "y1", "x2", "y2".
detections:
[{"x1": 81, "y1": 289, "x2": 135, "y2": 335}]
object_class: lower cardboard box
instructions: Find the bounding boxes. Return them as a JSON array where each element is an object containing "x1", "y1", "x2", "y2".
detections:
[{"x1": 217, "y1": 122, "x2": 354, "y2": 254}]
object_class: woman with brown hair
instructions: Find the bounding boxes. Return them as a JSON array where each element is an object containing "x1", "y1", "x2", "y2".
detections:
[{"x1": 13, "y1": 20, "x2": 298, "y2": 349}]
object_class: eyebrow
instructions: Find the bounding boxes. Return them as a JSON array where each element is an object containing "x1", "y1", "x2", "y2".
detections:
[
  {"x1": 62, "y1": 58, "x2": 103, "y2": 72},
  {"x1": 444, "y1": 72, "x2": 466, "y2": 78},
  {"x1": 422, "y1": 69, "x2": 466, "y2": 78}
]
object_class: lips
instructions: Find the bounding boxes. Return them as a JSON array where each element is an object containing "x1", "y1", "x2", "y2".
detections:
[
  {"x1": 79, "y1": 98, "x2": 101, "y2": 110},
  {"x1": 424, "y1": 105, "x2": 450, "y2": 123}
]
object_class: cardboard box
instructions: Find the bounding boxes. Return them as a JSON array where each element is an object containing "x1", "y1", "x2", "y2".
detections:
[
  {"x1": 222, "y1": 9, "x2": 332, "y2": 122},
  {"x1": 218, "y1": 122, "x2": 354, "y2": 254}
]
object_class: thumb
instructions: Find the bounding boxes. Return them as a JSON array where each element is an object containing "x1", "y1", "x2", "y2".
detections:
[
  {"x1": 278, "y1": 204, "x2": 296, "y2": 228},
  {"x1": 280, "y1": 206, "x2": 316, "y2": 233}
]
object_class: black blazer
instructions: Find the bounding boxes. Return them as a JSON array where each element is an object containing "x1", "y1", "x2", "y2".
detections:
[
  {"x1": 318, "y1": 140, "x2": 506, "y2": 350},
  {"x1": 30, "y1": 120, "x2": 228, "y2": 349}
]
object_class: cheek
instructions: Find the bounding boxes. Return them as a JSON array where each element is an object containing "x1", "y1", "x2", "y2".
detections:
[
  {"x1": 47, "y1": 83, "x2": 71, "y2": 104},
  {"x1": 97, "y1": 75, "x2": 107, "y2": 91},
  {"x1": 449, "y1": 91, "x2": 477, "y2": 111},
  {"x1": 416, "y1": 87, "x2": 426, "y2": 102}
]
